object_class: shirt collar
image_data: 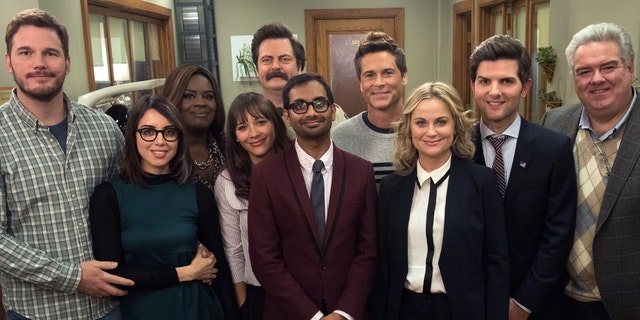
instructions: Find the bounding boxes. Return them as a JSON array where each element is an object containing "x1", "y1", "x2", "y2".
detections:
[
  {"x1": 294, "y1": 139, "x2": 334, "y2": 173},
  {"x1": 10, "y1": 88, "x2": 74, "y2": 130},
  {"x1": 479, "y1": 114, "x2": 521, "y2": 139},
  {"x1": 416, "y1": 155, "x2": 452, "y2": 188},
  {"x1": 579, "y1": 87, "x2": 637, "y2": 141}
]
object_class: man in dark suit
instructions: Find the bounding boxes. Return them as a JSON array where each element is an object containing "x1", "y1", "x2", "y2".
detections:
[
  {"x1": 248, "y1": 73, "x2": 377, "y2": 320},
  {"x1": 541, "y1": 22, "x2": 640, "y2": 320},
  {"x1": 470, "y1": 35, "x2": 577, "y2": 320}
]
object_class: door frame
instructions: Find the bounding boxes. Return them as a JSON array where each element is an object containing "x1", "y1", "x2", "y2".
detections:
[{"x1": 304, "y1": 8, "x2": 405, "y2": 74}]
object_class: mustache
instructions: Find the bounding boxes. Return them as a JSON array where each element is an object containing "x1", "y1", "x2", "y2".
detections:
[
  {"x1": 26, "y1": 72, "x2": 55, "y2": 78},
  {"x1": 266, "y1": 71, "x2": 288, "y2": 81},
  {"x1": 302, "y1": 116, "x2": 324, "y2": 123}
]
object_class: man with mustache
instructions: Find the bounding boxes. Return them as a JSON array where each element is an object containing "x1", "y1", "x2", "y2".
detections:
[
  {"x1": 248, "y1": 73, "x2": 376, "y2": 320},
  {"x1": 0, "y1": 9, "x2": 132, "y2": 319},
  {"x1": 251, "y1": 23, "x2": 346, "y2": 131},
  {"x1": 332, "y1": 32, "x2": 407, "y2": 185}
]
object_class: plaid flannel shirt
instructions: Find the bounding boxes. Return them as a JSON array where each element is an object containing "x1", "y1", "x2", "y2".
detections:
[{"x1": 0, "y1": 90, "x2": 124, "y2": 319}]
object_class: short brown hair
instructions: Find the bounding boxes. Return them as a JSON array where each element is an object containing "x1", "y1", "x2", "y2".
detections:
[
  {"x1": 354, "y1": 31, "x2": 407, "y2": 81},
  {"x1": 251, "y1": 22, "x2": 306, "y2": 72},
  {"x1": 469, "y1": 35, "x2": 531, "y2": 86},
  {"x1": 5, "y1": 9, "x2": 69, "y2": 57}
]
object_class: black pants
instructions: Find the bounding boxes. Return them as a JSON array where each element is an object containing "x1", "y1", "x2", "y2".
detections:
[
  {"x1": 399, "y1": 288, "x2": 452, "y2": 320},
  {"x1": 557, "y1": 294, "x2": 612, "y2": 320},
  {"x1": 239, "y1": 284, "x2": 265, "y2": 320}
]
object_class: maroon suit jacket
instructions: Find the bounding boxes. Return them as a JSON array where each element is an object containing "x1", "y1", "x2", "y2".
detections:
[{"x1": 248, "y1": 143, "x2": 377, "y2": 319}]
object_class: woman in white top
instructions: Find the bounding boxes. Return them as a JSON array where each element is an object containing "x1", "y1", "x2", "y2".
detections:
[
  {"x1": 214, "y1": 92, "x2": 291, "y2": 320},
  {"x1": 372, "y1": 82, "x2": 509, "y2": 320}
]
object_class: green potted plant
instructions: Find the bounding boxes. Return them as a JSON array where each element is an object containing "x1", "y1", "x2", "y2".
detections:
[
  {"x1": 538, "y1": 90, "x2": 563, "y2": 109},
  {"x1": 536, "y1": 46, "x2": 557, "y2": 82},
  {"x1": 235, "y1": 43, "x2": 257, "y2": 82}
]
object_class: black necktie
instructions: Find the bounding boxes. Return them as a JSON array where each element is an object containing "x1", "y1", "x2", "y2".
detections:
[
  {"x1": 423, "y1": 170, "x2": 450, "y2": 294},
  {"x1": 487, "y1": 135, "x2": 508, "y2": 198},
  {"x1": 311, "y1": 160, "x2": 325, "y2": 242}
]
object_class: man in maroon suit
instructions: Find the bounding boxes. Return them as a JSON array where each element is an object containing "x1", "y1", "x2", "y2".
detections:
[{"x1": 248, "y1": 73, "x2": 377, "y2": 320}]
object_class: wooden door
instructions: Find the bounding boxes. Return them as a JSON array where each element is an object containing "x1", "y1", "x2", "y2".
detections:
[
  {"x1": 305, "y1": 8, "x2": 404, "y2": 118},
  {"x1": 453, "y1": 1, "x2": 473, "y2": 112}
]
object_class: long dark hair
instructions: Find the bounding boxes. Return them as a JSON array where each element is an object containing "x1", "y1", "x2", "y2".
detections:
[
  {"x1": 162, "y1": 64, "x2": 226, "y2": 151},
  {"x1": 120, "y1": 95, "x2": 193, "y2": 186},
  {"x1": 225, "y1": 92, "x2": 290, "y2": 199}
]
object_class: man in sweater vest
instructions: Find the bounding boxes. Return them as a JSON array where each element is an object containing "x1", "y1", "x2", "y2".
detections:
[{"x1": 541, "y1": 22, "x2": 640, "y2": 320}]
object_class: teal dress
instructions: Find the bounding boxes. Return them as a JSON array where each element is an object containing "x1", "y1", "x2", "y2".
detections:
[{"x1": 90, "y1": 175, "x2": 226, "y2": 320}]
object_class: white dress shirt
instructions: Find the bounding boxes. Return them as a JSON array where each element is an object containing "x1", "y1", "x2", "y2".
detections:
[{"x1": 405, "y1": 156, "x2": 451, "y2": 294}]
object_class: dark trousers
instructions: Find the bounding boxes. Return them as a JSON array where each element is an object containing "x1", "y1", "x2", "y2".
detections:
[
  {"x1": 239, "y1": 284, "x2": 265, "y2": 320},
  {"x1": 544, "y1": 293, "x2": 611, "y2": 320},
  {"x1": 565, "y1": 295, "x2": 611, "y2": 320},
  {"x1": 399, "y1": 288, "x2": 452, "y2": 320}
]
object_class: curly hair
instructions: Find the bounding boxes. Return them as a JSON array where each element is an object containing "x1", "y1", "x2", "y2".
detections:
[{"x1": 394, "y1": 82, "x2": 475, "y2": 176}]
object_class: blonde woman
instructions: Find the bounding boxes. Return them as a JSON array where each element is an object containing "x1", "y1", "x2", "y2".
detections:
[{"x1": 373, "y1": 82, "x2": 509, "y2": 320}]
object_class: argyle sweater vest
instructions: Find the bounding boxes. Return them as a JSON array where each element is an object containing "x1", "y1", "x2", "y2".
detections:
[{"x1": 565, "y1": 128, "x2": 622, "y2": 302}]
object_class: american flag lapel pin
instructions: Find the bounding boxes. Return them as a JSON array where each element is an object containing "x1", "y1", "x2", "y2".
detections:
[{"x1": 520, "y1": 161, "x2": 526, "y2": 168}]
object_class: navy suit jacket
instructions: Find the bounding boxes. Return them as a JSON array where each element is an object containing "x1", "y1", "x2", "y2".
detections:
[
  {"x1": 473, "y1": 118, "x2": 576, "y2": 316},
  {"x1": 374, "y1": 156, "x2": 509, "y2": 320},
  {"x1": 541, "y1": 88, "x2": 640, "y2": 320},
  {"x1": 248, "y1": 143, "x2": 377, "y2": 320}
]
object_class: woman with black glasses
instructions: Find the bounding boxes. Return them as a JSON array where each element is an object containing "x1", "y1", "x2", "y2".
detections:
[{"x1": 89, "y1": 95, "x2": 237, "y2": 319}]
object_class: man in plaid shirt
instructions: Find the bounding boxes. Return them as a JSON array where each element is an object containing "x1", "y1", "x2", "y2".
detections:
[{"x1": 0, "y1": 9, "x2": 133, "y2": 319}]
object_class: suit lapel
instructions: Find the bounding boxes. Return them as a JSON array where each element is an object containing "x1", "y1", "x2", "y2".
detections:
[
  {"x1": 598, "y1": 89, "x2": 640, "y2": 232},
  {"x1": 553, "y1": 104, "x2": 582, "y2": 143},
  {"x1": 324, "y1": 147, "x2": 345, "y2": 251},
  {"x1": 441, "y1": 157, "x2": 467, "y2": 260},
  {"x1": 504, "y1": 119, "x2": 535, "y2": 211},
  {"x1": 284, "y1": 145, "x2": 324, "y2": 253},
  {"x1": 473, "y1": 125, "x2": 486, "y2": 166},
  {"x1": 390, "y1": 171, "x2": 416, "y2": 270}
]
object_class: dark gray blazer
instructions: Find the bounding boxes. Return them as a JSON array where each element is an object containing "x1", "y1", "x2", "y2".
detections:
[{"x1": 540, "y1": 88, "x2": 640, "y2": 320}]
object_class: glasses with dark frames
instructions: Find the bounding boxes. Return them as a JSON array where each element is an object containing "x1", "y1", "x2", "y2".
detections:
[
  {"x1": 136, "y1": 127, "x2": 181, "y2": 142},
  {"x1": 286, "y1": 99, "x2": 331, "y2": 114}
]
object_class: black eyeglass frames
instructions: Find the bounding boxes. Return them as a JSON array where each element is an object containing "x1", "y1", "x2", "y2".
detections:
[
  {"x1": 286, "y1": 98, "x2": 332, "y2": 114},
  {"x1": 136, "y1": 127, "x2": 181, "y2": 142}
]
